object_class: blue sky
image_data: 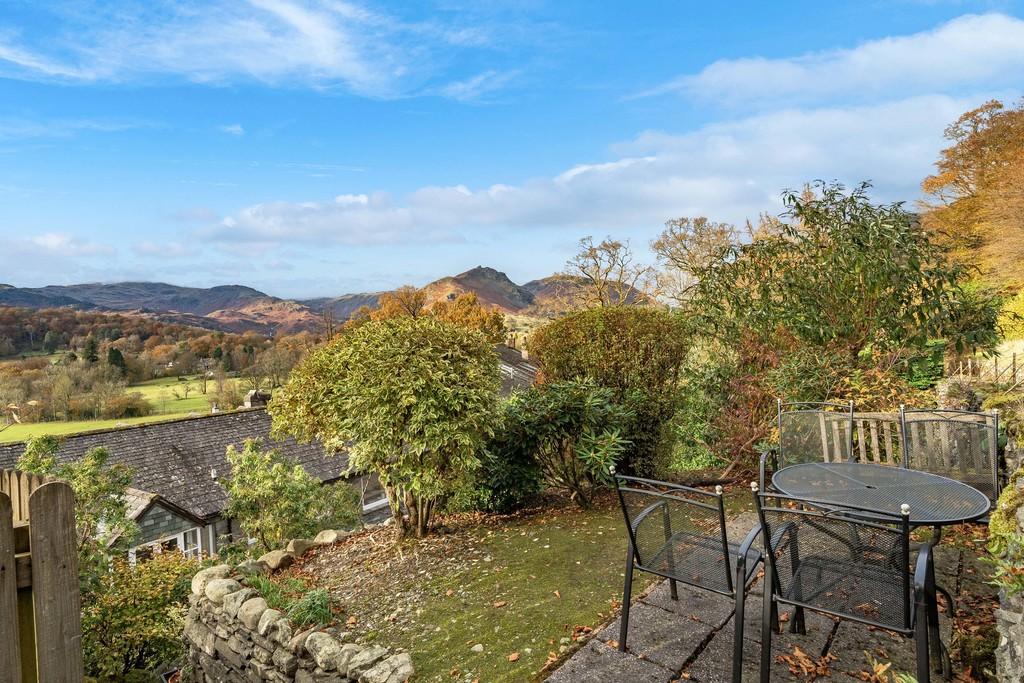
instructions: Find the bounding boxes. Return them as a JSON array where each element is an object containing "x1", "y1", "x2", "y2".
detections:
[{"x1": 1, "y1": 1, "x2": 1023, "y2": 298}]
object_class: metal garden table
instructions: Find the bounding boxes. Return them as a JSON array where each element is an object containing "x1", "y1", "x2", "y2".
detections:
[
  {"x1": 771, "y1": 461, "x2": 990, "y2": 678},
  {"x1": 772, "y1": 461, "x2": 991, "y2": 526}
]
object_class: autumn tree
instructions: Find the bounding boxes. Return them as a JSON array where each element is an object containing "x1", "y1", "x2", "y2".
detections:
[
  {"x1": 271, "y1": 316, "x2": 500, "y2": 538},
  {"x1": 921, "y1": 99, "x2": 1024, "y2": 289},
  {"x1": 652, "y1": 217, "x2": 737, "y2": 305},
  {"x1": 564, "y1": 236, "x2": 652, "y2": 308},
  {"x1": 373, "y1": 285, "x2": 428, "y2": 319},
  {"x1": 430, "y1": 292, "x2": 506, "y2": 344}
]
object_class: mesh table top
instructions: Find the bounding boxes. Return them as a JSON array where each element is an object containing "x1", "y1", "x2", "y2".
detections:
[{"x1": 772, "y1": 462, "x2": 991, "y2": 526}]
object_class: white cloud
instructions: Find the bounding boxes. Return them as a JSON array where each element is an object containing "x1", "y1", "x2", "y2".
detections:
[
  {"x1": 203, "y1": 94, "x2": 983, "y2": 248},
  {"x1": 436, "y1": 69, "x2": 519, "y2": 102},
  {"x1": 219, "y1": 124, "x2": 245, "y2": 136},
  {"x1": 0, "y1": 118, "x2": 142, "y2": 140},
  {"x1": 637, "y1": 13, "x2": 1024, "y2": 106},
  {"x1": 0, "y1": 1, "x2": 510, "y2": 99},
  {"x1": 25, "y1": 233, "x2": 113, "y2": 256}
]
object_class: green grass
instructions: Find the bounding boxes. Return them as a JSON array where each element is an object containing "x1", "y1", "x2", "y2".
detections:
[
  {"x1": 0, "y1": 351, "x2": 62, "y2": 365},
  {"x1": 129, "y1": 376, "x2": 233, "y2": 415},
  {"x1": 0, "y1": 375, "x2": 243, "y2": 444},
  {"x1": 352, "y1": 503, "x2": 657, "y2": 683},
  {"x1": 0, "y1": 412, "x2": 198, "y2": 443}
]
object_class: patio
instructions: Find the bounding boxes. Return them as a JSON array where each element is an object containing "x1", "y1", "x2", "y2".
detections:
[{"x1": 547, "y1": 512, "x2": 996, "y2": 682}]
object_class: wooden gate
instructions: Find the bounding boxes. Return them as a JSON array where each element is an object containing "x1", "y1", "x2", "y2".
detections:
[{"x1": 0, "y1": 469, "x2": 83, "y2": 683}]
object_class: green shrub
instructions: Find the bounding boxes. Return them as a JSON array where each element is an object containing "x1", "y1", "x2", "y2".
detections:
[
  {"x1": 222, "y1": 439, "x2": 362, "y2": 552},
  {"x1": 81, "y1": 553, "x2": 198, "y2": 680},
  {"x1": 449, "y1": 415, "x2": 542, "y2": 514},
  {"x1": 528, "y1": 306, "x2": 690, "y2": 477},
  {"x1": 287, "y1": 589, "x2": 335, "y2": 628}
]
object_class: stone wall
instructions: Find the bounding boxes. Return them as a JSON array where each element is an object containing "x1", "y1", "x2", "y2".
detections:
[
  {"x1": 995, "y1": 467, "x2": 1024, "y2": 682},
  {"x1": 183, "y1": 530, "x2": 412, "y2": 683}
]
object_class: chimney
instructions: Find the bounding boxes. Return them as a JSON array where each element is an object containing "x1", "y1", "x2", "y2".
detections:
[{"x1": 244, "y1": 390, "x2": 272, "y2": 409}]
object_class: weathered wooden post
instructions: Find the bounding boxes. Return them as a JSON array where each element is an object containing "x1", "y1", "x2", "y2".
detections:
[{"x1": 0, "y1": 471, "x2": 83, "y2": 683}]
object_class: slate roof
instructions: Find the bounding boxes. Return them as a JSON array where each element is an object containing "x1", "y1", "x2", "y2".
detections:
[
  {"x1": 495, "y1": 344, "x2": 538, "y2": 395},
  {"x1": 0, "y1": 409, "x2": 346, "y2": 521}
]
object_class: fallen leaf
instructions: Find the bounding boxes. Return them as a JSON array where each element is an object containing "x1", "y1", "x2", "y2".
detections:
[
  {"x1": 508, "y1": 652, "x2": 520, "y2": 662},
  {"x1": 554, "y1": 590, "x2": 561, "y2": 598},
  {"x1": 493, "y1": 600, "x2": 508, "y2": 608}
]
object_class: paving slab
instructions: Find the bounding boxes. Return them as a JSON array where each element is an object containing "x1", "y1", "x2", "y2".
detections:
[
  {"x1": 544, "y1": 639, "x2": 676, "y2": 683},
  {"x1": 598, "y1": 601, "x2": 712, "y2": 671},
  {"x1": 640, "y1": 580, "x2": 736, "y2": 630}
]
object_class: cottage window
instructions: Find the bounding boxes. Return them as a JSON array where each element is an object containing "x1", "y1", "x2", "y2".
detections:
[{"x1": 129, "y1": 526, "x2": 203, "y2": 563}]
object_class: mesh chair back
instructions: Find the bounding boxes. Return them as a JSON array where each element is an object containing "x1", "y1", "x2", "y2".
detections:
[
  {"x1": 755, "y1": 493, "x2": 912, "y2": 631},
  {"x1": 900, "y1": 408, "x2": 1000, "y2": 503},
  {"x1": 778, "y1": 401, "x2": 855, "y2": 468},
  {"x1": 615, "y1": 476, "x2": 734, "y2": 594}
]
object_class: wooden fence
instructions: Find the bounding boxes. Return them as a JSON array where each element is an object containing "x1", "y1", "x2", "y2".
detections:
[
  {"x1": 949, "y1": 353, "x2": 1022, "y2": 385},
  {"x1": 0, "y1": 469, "x2": 83, "y2": 683}
]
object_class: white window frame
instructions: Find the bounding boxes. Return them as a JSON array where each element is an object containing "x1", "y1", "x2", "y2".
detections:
[{"x1": 128, "y1": 526, "x2": 202, "y2": 564}]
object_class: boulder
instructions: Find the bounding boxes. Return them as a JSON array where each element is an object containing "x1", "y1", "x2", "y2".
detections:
[
  {"x1": 335, "y1": 643, "x2": 363, "y2": 672},
  {"x1": 257, "y1": 549, "x2": 296, "y2": 571},
  {"x1": 238, "y1": 597, "x2": 269, "y2": 630},
  {"x1": 313, "y1": 529, "x2": 350, "y2": 545},
  {"x1": 286, "y1": 538, "x2": 315, "y2": 556},
  {"x1": 287, "y1": 627, "x2": 317, "y2": 655},
  {"x1": 204, "y1": 578, "x2": 242, "y2": 605},
  {"x1": 191, "y1": 565, "x2": 232, "y2": 596},
  {"x1": 272, "y1": 647, "x2": 299, "y2": 676},
  {"x1": 223, "y1": 587, "x2": 257, "y2": 619},
  {"x1": 347, "y1": 646, "x2": 388, "y2": 679},
  {"x1": 236, "y1": 559, "x2": 270, "y2": 576},
  {"x1": 257, "y1": 608, "x2": 285, "y2": 636},
  {"x1": 305, "y1": 632, "x2": 344, "y2": 672},
  {"x1": 359, "y1": 652, "x2": 414, "y2": 683}
]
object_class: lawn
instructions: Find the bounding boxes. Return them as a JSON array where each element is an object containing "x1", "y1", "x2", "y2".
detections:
[
  {"x1": 292, "y1": 495, "x2": 663, "y2": 683},
  {"x1": 129, "y1": 375, "x2": 230, "y2": 414},
  {"x1": 0, "y1": 375, "x2": 243, "y2": 443},
  {"x1": 0, "y1": 412, "x2": 198, "y2": 443}
]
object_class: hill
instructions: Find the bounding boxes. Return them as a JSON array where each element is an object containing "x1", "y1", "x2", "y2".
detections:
[
  {"x1": 421, "y1": 266, "x2": 535, "y2": 312},
  {"x1": 0, "y1": 266, "x2": 577, "y2": 334}
]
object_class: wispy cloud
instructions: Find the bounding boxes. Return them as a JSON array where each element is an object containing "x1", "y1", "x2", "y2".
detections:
[
  {"x1": 0, "y1": 117, "x2": 143, "y2": 140},
  {"x1": 200, "y1": 94, "x2": 981, "y2": 248},
  {"x1": 634, "y1": 13, "x2": 1024, "y2": 105},
  {"x1": 27, "y1": 233, "x2": 113, "y2": 257},
  {"x1": 0, "y1": 1, "x2": 516, "y2": 99},
  {"x1": 219, "y1": 123, "x2": 245, "y2": 136},
  {"x1": 435, "y1": 69, "x2": 519, "y2": 102}
]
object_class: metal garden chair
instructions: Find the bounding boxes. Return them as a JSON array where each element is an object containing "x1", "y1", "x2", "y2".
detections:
[
  {"x1": 759, "y1": 400, "x2": 856, "y2": 491},
  {"x1": 752, "y1": 486, "x2": 945, "y2": 683},
  {"x1": 900, "y1": 408, "x2": 1001, "y2": 514},
  {"x1": 614, "y1": 475, "x2": 763, "y2": 683}
]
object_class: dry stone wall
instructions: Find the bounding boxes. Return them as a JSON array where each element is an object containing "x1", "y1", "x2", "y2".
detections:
[
  {"x1": 183, "y1": 529, "x2": 412, "y2": 683},
  {"x1": 996, "y1": 467, "x2": 1024, "y2": 683}
]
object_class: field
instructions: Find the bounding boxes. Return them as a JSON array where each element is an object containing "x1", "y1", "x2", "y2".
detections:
[{"x1": 0, "y1": 375, "x2": 243, "y2": 444}]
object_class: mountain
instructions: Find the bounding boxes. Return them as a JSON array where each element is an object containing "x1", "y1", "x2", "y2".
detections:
[
  {"x1": 421, "y1": 266, "x2": 535, "y2": 312},
  {"x1": 30, "y1": 282, "x2": 269, "y2": 316},
  {"x1": 302, "y1": 292, "x2": 384, "y2": 320},
  {"x1": 0, "y1": 266, "x2": 573, "y2": 335}
]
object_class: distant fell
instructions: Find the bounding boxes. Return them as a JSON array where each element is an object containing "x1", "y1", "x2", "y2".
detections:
[{"x1": 421, "y1": 266, "x2": 535, "y2": 312}]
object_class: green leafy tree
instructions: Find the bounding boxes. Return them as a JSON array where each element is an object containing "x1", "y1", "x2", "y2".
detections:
[
  {"x1": 271, "y1": 316, "x2": 501, "y2": 538},
  {"x1": 222, "y1": 439, "x2": 361, "y2": 551},
  {"x1": 106, "y1": 347, "x2": 126, "y2": 374},
  {"x1": 81, "y1": 553, "x2": 198, "y2": 680},
  {"x1": 83, "y1": 335, "x2": 99, "y2": 363},
  {"x1": 692, "y1": 182, "x2": 1000, "y2": 361},
  {"x1": 528, "y1": 306, "x2": 690, "y2": 476},
  {"x1": 506, "y1": 381, "x2": 631, "y2": 509},
  {"x1": 43, "y1": 330, "x2": 60, "y2": 353},
  {"x1": 17, "y1": 436, "x2": 136, "y2": 593}
]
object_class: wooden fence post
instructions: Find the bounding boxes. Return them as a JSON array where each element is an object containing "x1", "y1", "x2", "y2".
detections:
[
  {"x1": 28, "y1": 482, "x2": 83, "y2": 683},
  {"x1": 0, "y1": 492, "x2": 22, "y2": 683}
]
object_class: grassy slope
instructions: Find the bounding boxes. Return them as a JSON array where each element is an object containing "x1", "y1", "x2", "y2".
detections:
[
  {"x1": 0, "y1": 412, "x2": 194, "y2": 443},
  {"x1": 359, "y1": 504, "x2": 655, "y2": 683},
  {"x1": 0, "y1": 376, "x2": 241, "y2": 444}
]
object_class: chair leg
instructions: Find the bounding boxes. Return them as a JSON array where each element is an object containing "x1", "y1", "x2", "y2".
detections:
[
  {"x1": 915, "y1": 600, "x2": 931, "y2": 683},
  {"x1": 760, "y1": 566, "x2": 774, "y2": 683},
  {"x1": 669, "y1": 578, "x2": 679, "y2": 601},
  {"x1": 619, "y1": 544, "x2": 635, "y2": 653},
  {"x1": 789, "y1": 605, "x2": 806, "y2": 635},
  {"x1": 731, "y1": 568, "x2": 747, "y2": 683},
  {"x1": 925, "y1": 554, "x2": 944, "y2": 672}
]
